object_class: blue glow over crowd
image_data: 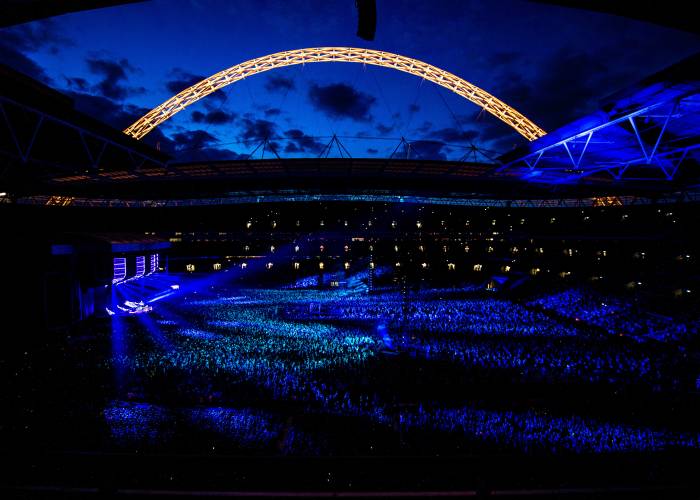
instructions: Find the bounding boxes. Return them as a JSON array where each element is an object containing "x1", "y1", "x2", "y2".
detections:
[{"x1": 99, "y1": 282, "x2": 700, "y2": 456}]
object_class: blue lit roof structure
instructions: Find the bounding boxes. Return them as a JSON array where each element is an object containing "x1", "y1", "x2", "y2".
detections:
[{"x1": 497, "y1": 53, "x2": 700, "y2": 185}]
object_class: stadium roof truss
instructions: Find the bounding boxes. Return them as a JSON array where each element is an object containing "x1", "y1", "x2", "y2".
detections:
[
  {"x1": 497, "y1": 88, "x2": 700, "y2": 184},
  {"x1": 0, "y1": 95, "x2": 167, "y2": 177}
]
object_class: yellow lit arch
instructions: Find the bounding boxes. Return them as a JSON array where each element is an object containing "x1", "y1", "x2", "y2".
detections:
[{"x1": 124, "y1": 47, "x2": 546, "y2": 141}]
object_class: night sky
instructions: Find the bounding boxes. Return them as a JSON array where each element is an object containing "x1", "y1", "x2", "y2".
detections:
[{"x1": 2, "y1": 0, "x2": 699, "y2": 162}]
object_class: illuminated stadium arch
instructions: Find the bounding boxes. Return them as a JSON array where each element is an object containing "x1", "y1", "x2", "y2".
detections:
[{"x1": 124, "y1": 47, "x2": 546, "y2": 141}]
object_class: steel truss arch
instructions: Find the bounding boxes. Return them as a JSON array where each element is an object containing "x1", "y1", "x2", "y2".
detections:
[{"x1": 124, "y1": 47, "x2": 546, "y2": 141}]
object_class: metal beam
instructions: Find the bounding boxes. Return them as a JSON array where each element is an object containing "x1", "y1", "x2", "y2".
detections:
[
  {"x1": 124, "y1": 47, "x2": 546, "y2": 141},
  {"x1": 500, "y1": 96, "x2": 699, "y2": 182},
  {"x1": 0, "y1": 95, "x2": 167, "y2": 170}
]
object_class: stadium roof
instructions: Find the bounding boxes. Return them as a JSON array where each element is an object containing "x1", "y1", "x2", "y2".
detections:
[
  {"x1": 497, "y1": 53, "x2": 700, "y2": 185},
  {"x1": 1, "y1": 51, "x2": 699, "y2": 205}
]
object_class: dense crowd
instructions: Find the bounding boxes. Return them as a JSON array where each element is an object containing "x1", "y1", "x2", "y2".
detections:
[
  {"x1": 321, "y1": 296, "x2": 591, "y2": 338},
  {"x1": 406, "y1": 334, "x2": 669, "y2": 385},
  {"x1": 97, "y1": 287, "x2": 700, "y2": 455},
  {"x1": 399, "y1": 406, "x2": 700, "y2": 454},
  {"x1": 103, "y1": 396, "x2": 700, "y2": 455},
  {"x1": 528, "y1": 288, "x2": 699, "y2": 342}
]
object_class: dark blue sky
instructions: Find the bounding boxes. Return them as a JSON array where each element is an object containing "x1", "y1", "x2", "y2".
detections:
[{"x1": 2, "y1": 0, "x2": 699, "y2": 161}]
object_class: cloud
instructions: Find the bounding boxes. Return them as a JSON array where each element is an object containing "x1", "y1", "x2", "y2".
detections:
[
  {"x1": 167, "y1": 129, "x2": 246, "y2": 161},
  {"x1": 472, "y1": 114, "x2": 523, "y2": 153},
  {"x1": 407, "y1": 141, "x2": 447, "y2": 161},
  {"x1": 2, "y1": 19, "x2": 72, "y2": 53},
  {"x1": 191, "y1": 109, "x2": 236, "y2": 125},
  {"x1": 170, "y1": 130, "x2": 245, "y2": 161},
  {"x1": 491, "y1": 47, "x2": 640, "y2": 131},
  {"x1": 376, "y1": 123, "x2": 394, "y2": 135},
  {"x1": 238, "y1": 117, "x2": 278, "y2": 144},
  {"x1": 0, "y1": 20, "x2": 71, "y2": 84},
  {"x1": 67, "y1": 90, "x2": 181, "y2": 155},
  {"x1": 165, "y1": 67, "x2": 206, "y2": 94},
  {"x1": 415, "y1": 121, "x2": 433, "y2": 134},
  {"x1": 64, "y1": 76, "x2": 89, "y2": 91},
  {"x1": 487, "y1": 51, "x2": 524, "y2": 66},
  {"x1": 265, "y1": 75, "x2": 295, "y2": 93},
  {"x1": 0, "y1": 46, "x2": 51, "y2": 83},
  {"x1": 69, "y1": 91, "x2": 150, "y2": 130},
  {"x1": 163, "y1": 68, "x2": 227, "y2": 106},
  {"x1": 86, "y1": 56, "x2": 143, "y2": 100},
  {"x1": 171, "y1": 129, "x2": 219, "y2": 151},
  {"x1": 66, "y1": 89, "x2": 242, "y2": 161},
  {"x1": 283, "y1": 129, "x2": 324, "y2": 154},
  {"x1": 428, "y1": 127, "x2": 479, "y2": 143},
  {"x1": 308, "y1": 83, "x2": 376, "y2": 122}
]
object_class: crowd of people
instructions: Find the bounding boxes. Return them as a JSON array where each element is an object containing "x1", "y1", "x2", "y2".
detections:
[
  {"x1": 94, "y1": 286, "x2": 700, "y2": 456},
  {"x1": 405, "y1": 334, "x2": 672, "y2": 386},
  {"x1": 528, "y1": 288, "x2": 700, "y2": 342},
  {"x1": 320, "y1": 296, "x2": 593, "y2": 338},
  {"x1": 399, "y1": 405, "x2": 700, "y2": 454}
]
